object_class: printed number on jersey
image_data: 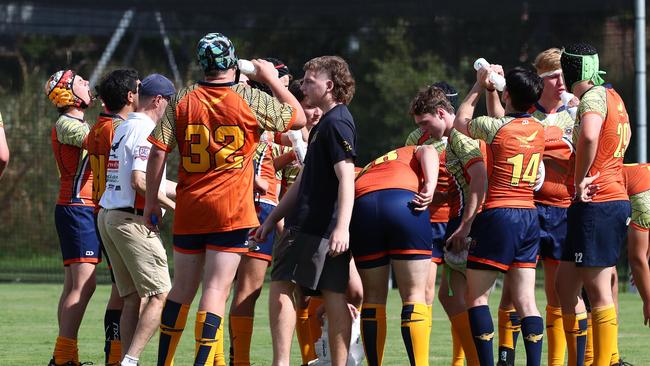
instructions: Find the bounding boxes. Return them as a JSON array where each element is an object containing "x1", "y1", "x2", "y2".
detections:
[
  {"x1": 182, "y1": 124, "x2": 245, "y2": 172},
  {"x1": 506, "y1": 153, "x2": 541, "y2": 186},
  {"x1": 356, "y1": 149, "x2": 398, "y2": 178},
  {"x1": 614, "y1": 122, "x2": 630, "y2": 158},
  {"x1": 89, "y1": 155, "x2": 106, "y2": 200}
]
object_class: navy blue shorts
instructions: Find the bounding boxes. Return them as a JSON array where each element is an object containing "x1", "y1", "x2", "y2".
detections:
[
  {"x1": 174, "y1": 228, "x2": 249, "y2": 254},
  {"x1": 536, "y1": 204, "x2": 568, "y2": 263},
  {"x1": 55, "y1": 205, "x2": 101, "y2": 266},
  {"x1": 431, "y1": 222, "x2": 447, "y2": 264},
  {"x1": 563, "y1": 200, "x2": 631, "y2": 267},
  {"x1": 467, "y1": 208, "x2": 540, "y2": 272},
  {"x1": 246, "y1": 202, "x2": 276, "y2": 262},
  {"x1": 350, "y1": 189, "x2": 433, "y2": 269}
]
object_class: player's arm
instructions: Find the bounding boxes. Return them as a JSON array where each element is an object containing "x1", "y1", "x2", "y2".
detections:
[
  {"x1": 482, "y1": 65, "x2": 506, "y2": 118},
  {"x1": 0, "y1": 126, "x2": 9, "y2": 180},
  {"x1": 329, "y1": 158, "x2": 356, "y2": 256},
  {"x1": 254, "y1": 175, "x2": 269, "y2": 195},
  {"x1": 165, "y1": 180, "x2": 177, "y2": 200},
  {"x1": 453, "y1": 82, "x2": 483, "y2": 136},
  {"x1": 574, "y1": 113, "x2": 603, "y2": 202},
  {"x1": 627, "y1": 225, "x2": 650, "y2": 326},
  {"x1": 447, "y1": 162, "x2": 487, "y2": 252},
  {"x1": 132, "y1": 170, "x2": 175, "y2": 210},
  {"x1": 144, "y1": 145, "x2": 168, "y2": 231},
  {"x1": 412, "y1": 145, "x2": 439, "y2": 210},
  {"x1": 273, "y1": 150, "x2": 297, "y2": 171},
  {"x1": 249, "y1": 59, "x2": 306, "y2": 130}
]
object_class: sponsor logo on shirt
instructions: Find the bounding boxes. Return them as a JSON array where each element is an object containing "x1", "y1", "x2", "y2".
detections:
[{"x1": 135, "y1": 146, "x2": 150, "y2": 161}]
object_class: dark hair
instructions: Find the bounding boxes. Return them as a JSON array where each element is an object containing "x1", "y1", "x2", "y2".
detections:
[
  {"x1": 504, "y1": 67, "x2": 543, "y2": 112},
  {"x1": 249, "y1": 57, "x2": 291, "y2": 96},
  {"x1": 97, "y1": 69, "x2": 139, "y2": 113},
  {"x1": 288, "y1": 79, "x2": 304, "y2": 102},
  {"x1": 431, "y1": 81, "x2": 459, "y2": 111},
  {"x1": 561, "y1": 43, "x2": 598, "y2": 90},
  {"x1": 303, "y1": 56, "x2": 355, "y2": 105},
  {"x1": 409, "y1": 86, "x2": 454, "y2": 116}
]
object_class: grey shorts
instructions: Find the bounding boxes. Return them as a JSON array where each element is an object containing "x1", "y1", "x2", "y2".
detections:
[{"x1": 271, "y1": 229, "x2": 350, "y2": 293}]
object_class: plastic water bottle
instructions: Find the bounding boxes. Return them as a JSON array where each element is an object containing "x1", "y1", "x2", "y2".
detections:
[
  {"x1": 473, "y1": 58, "x2": 506, "y2": 92},
  {"x1": 287, "y1": 130, "x2": 307, "y2": 165},
  {"x1": 238, "y1": 59, "x2": 256, "y2": 75},
  {"x1": 560, "y1": 91, "x2": 578, "y2": 119}
]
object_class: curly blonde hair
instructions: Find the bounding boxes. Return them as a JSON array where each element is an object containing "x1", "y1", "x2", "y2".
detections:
[
  {"x1": 534, "y1": 48, "x2": 562, "y2": 75},
  {"x1": 303, "y1": 56, "x2": 355, "y2": 105}
]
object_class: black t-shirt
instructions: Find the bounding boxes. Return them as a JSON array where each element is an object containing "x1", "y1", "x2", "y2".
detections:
[{"x1": 288, "y1": 104, "x2": 357, "y2": 237}]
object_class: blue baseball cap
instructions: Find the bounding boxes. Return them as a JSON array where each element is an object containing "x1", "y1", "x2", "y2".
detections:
[{"x1": 140, "y1": 74, "x2": 176, "y2": 97}]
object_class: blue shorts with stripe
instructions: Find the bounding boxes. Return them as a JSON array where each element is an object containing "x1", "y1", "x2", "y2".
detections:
[
  {"x1": 536, "y1": 203, "x2": 568, "y2": 263},
  {"x1": 431, "y1": 222, "x2": 446, "y2": 263},
  {"x1": 467, "y1": 207, "x2": 540, "y2": 272},
  {"x1": 55, "y1": 205, "x2": 101, "y2": 266},
  {"x1": 174, "y1": 229, "x2": 249, "y2": 254},
  {"x1": 350, "y1": 189, "x2": 433, "y2": 269},
  {"x1": 563, "y1": 200, "x2": 631, "y2": 267},
  {"x1": 245, "y1": 202, "x2": 276, "y2": 262}
]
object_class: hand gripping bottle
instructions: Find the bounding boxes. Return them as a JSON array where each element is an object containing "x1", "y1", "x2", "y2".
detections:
[
  {"x1": 238, "y1": 59, "x2": 256, "y2": 76},
  {"x1": 287, "y1": 129, "x2": 307, "y2": 165},
  {"x1": 560, "y1": 91, "x2": 578, "y2": 120},
  {"x1": 473, "y1": 58, "x2": 506, "y2": 92}
]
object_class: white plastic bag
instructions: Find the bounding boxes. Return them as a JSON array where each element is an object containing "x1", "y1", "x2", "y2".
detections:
[{"x1": 312, "y1": 314, "x2": 365, "y2": 366}]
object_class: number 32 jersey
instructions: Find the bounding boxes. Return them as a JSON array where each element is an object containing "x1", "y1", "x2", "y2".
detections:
[
  {"x1": 148, "y1": 81, "x2": 296, "y2": 235},
  {"x1": 468, "y1": 114, "x2": 545, "y2": 209}
]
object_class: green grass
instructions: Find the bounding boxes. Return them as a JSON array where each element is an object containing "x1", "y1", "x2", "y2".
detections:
[{"x1": 1, "y1": 283, "x2": 648, "y2": 365}]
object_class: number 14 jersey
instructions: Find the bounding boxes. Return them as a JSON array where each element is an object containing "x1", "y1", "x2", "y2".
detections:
[
  {"x1": 468, "y1": 114, "x2": 545, "y2": 209},
  {"x1": 148, "y1": 81, "x2": 297, "y2": 235}
]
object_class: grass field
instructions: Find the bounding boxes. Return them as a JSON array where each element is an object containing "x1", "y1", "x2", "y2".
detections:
[{"x1": 1, "y1": 283, "x2": 648, "y2": 365}]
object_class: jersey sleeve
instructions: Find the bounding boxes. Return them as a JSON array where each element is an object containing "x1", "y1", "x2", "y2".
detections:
[
  {"x1": 468, "y1": 116, "x2": 503, "y2": 143},
  {"x1": 56, "y1": 117, "x2": 89, "y2": 147},
  {"x1": 132, "y1": 126, "x2": 153, "y2": 172},
  {"x1": 148, "y1": 100, "x2": 177, "y2": 152},
  {"x1": 450, "y1": 130, "x2": 484, "y2": 169},
  {"x1": 577, "y1": 86, "x2": 608, "y2": 120},
  {"x1": 326, "y1": 119, "x2": 357, "y2": 164},
  {"x1": 405, "y1": 128, "x2": 423, "y2": 146},
  {"x1": 233, "y1": 84, "x2": 296, "y2": 132}
]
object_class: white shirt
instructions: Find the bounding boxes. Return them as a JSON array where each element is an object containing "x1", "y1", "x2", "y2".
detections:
[{"x1": 100, "y1": 112, "x2": 167, "y2": 210}]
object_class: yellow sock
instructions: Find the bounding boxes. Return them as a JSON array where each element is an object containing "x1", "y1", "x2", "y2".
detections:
[
  {"x1": 451, "y1": 311, "x2": 479, "y2": 366},
  {"x1": 214, "y1": 321, "x2": 226, "y2": 366},
  {"x1": 427, "y1": 304, "x2": 433, "y2": 331},
  {"x1": 361, "y1": 303, "x2": 387, "y2": 366},
  {"x1": 401, "y1": 302, "x2": 430, "y2": 366},
  {"x1": 107, "y1": 340, "x2": 122, "y2": 365},
  {"x1": 193, "y1": 311, "x2": 221, "y2": 366},
  {"x1": 451, "y1": 324, "x2": 465, "y2": 366},
  {"x1": 308, "y1": 297, "x2": 324, "y2": 344},
  {"x1": 228, "y1": 316, "x2": 253, "y2": 366},
  {"x1": 159, "y1": 301, "x2": 190, "y2": 366},
  {"x1": 546, "y1": 305, "x2": 566, "y2": 366},
  {"x1": 585, "y1": 316, "x2": 593, "y2": 366},
  {"x1": 563, "y1": 312, "x2": 588, "y2": 366},
  {"x1": 295, "y1": 306, "x2": 316, "y2": 364},
  {"x1": 591, "y1": 305, "x2": 617, "y2": 366},
  {"x1": 53, "y1": 336, "x2": 78, "y2": 364},
  {"x1": 498, "y1": 308, "x2": 518, "y2": 350},
  {"x1": 609, "y1": 313, "x2": 620, "y2": 366}
]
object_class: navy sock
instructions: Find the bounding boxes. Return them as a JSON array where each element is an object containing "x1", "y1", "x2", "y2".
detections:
[
  {"x1": 521, "y1": 316, "x2": 544, "y2": 366},
  {"x1": 468, "y1": 305, "x2": 495, "y2": 366}
]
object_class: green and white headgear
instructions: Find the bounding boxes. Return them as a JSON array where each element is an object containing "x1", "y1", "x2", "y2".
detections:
[
  {"x1": 197, "y1": 33, "x2": 238, "y2": 72},
  {"x1": 560, "y1": 43, "x2": 606, "y2": 92}
]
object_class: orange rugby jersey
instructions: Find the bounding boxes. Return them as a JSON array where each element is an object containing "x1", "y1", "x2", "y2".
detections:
[
  {"x1": 405, "y1": 128, "x2": 450, "y2": 222},
  {"x1": 51, "y1": 114, "x2": 94, "y2": 206},
  {"x1": 445, "y1": 129, "x2": 486, "y2": 219},
  {"x1": 574, "y1": 86, "x2": 630, "y2": 202},
  {"x1": 355, "y1": 146, "x2": 423, "y2": 198},
  {"x1": 468, "y1": 114, "x2": 545, "y2": 209},
  {"x1": 623, "y1": 164, "x2": 650, "y2": 196},
  {"x1": 253, "y1": 132, "x2": 280, "y2": 205},
  {"x1": 86, "y1": 113, "x2": 124, "y2": 208},
  {"x1": 148, "y1": 81, "x2": 296, "y2": 235},
  {"x1": 530, "y1": 105, "x2": 575, "y2": 207}
]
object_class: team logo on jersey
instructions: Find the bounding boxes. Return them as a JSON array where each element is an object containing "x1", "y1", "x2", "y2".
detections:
[
  {"x1": 342, "y1": 140, "x2": 353, "y2": 152},
  {"x1": 524, "y1": 333, "x2": 544, "y2": 343},
  {"x1": 111, "y1": 135, "x2": 125, "y2": 152},
  {"x1": 474, "y1": 332, "x2": 494, "y2": 341},
  {"x1": 199, "y1": 94, "x2": 228, "y2": 114},
  {"x1": 135, "y1": 146, "x2": 150, "y2": 161},
  {"x1": 516, "y1": 130, "x2": 539, "y2": 148}
]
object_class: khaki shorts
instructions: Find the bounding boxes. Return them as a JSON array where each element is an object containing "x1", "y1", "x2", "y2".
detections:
[
  {"x1": 97, "y1": 208, "x2": 171, "y2": 297},
  {"x1": 271, "y1": 229, "x2": 349, "y2": 293}
]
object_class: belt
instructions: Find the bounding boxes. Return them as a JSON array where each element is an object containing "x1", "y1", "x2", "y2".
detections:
[{"x1": 115, "y1": 207, "x2": 145, "y2": 216}]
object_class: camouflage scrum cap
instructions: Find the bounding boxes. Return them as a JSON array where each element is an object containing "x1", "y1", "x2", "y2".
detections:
[
  {"x1": 197, "y1": 33, "x2": 238, "y2": 72},
  {"x1": 45, "y1": 70, "x2": 84, "y2": 108}
]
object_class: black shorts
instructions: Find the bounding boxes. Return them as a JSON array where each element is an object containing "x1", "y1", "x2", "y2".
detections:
[{"x1": 271, "y1": 229, "x2": 350, "y2": 293}]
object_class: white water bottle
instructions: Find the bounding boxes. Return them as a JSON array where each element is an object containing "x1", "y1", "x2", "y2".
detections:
[
  {"x1": 560, "y1": 91, "x2": 578, "y2": 119},
  {"x1": 287, "y1": 129, "x2": 307, "y2": 165},
  {"x1": 473, "y1": 58, "x2": 506, "y2": 92},
  {"x1": 238, "y1": 59, "x2": 256, "y2": 75}
]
